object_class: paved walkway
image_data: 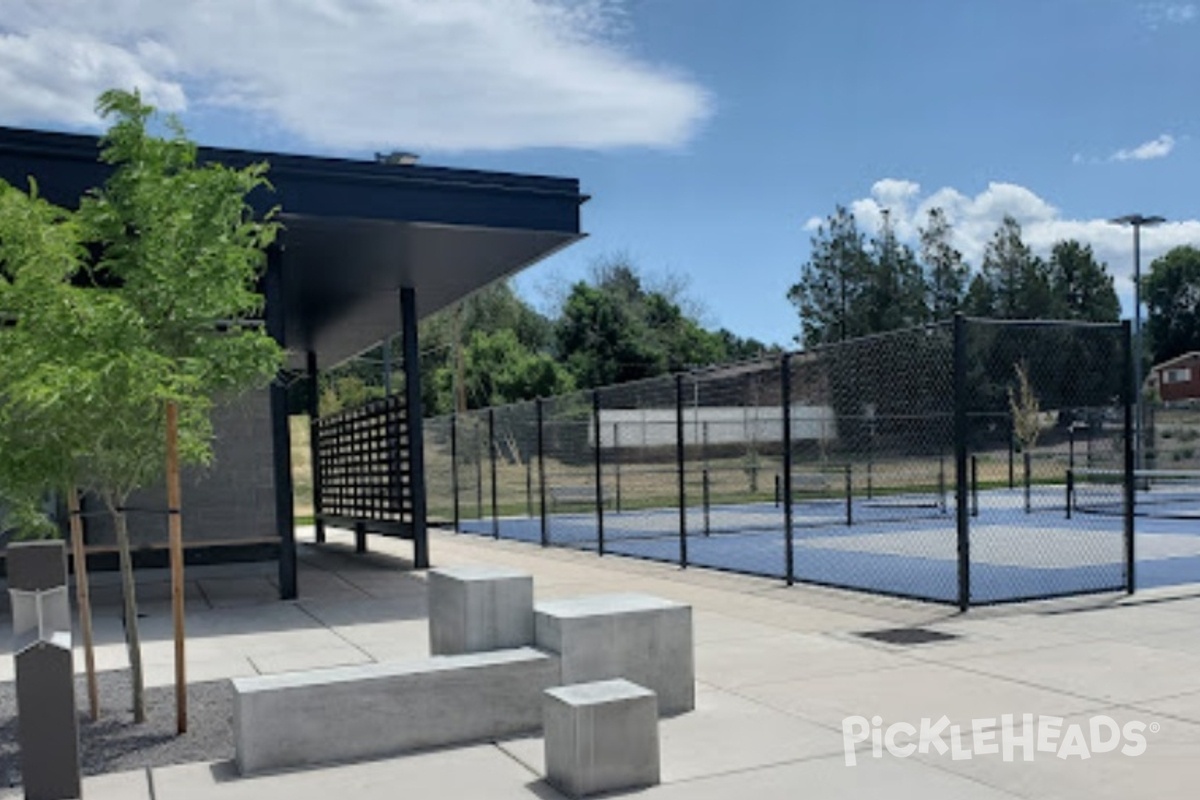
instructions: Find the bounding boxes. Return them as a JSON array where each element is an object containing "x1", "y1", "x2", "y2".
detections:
[{"x1": 3, "y1": 527, "x2": 1200, "y2": 799}]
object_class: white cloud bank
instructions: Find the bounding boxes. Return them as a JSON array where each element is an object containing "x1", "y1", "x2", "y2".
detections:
[
  {"x1": 804, "y1": 179, "x2": 1200, "y2": 302},
  {"x1": 1111, "y1": 134, "x2": 1176, "y2": 161},
  {"x1": 0, "y1": 0, "x2": 711, "y2": 152},
  {"x1": 1141, "y1": 2, "x2": 1198, "y2": 28}
]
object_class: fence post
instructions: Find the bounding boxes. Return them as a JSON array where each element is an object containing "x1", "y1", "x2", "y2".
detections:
[
  {"x1": 450, "y1": 413, "x2": 460, "y2": 533},
  {"x1": 475, "y1": 427, "x2": 484, "y2": 519},
  {"x1": 1023, "y1": 451, "x2": 1032, "y2": 514},
  {"x1": 1065, "y1": 468, "x2": 1074, "y2": 520},
  {"x1": 1068, "y1": 425, "x2": 1076, "y2": 471},
  {"x1": 970, "y1": 455, "x2": 979, "y2": 517},
  {"x1": 844, "y1": 464, "x2": 853, "y2": 526},
  {"x1": 526, "y1": 456, "x2": 533, "y2": 518},
  {"x1": 676, "y1": 374, "x2": 688, "y2": 569},
  {"x1": 781, "y1": 353, "x2": 795, "y2": 585},
  {"x1": 537, "y1": 398, "x2": 548, "y2": 547},
  {"x1": 593, "y1": 390, "x2": 605, "y2": 556},
  {"x1": 702, "y1": 469, "x2": 711, "y2": 536},
  {"x1": 614, "y1": 424, "x2": 624, "y2": 513},
  {"x1": 1008, "y1": 419, "x2": 1015, "y2": 490},
  {"x1": 489, "y1": 408, "x2": 498, "y2": 539},
  {"x1": 1123, "y1": 320, "x2": 1135, "y2": 594},
  {"x1": 954, "y1": 313, "x2": 971, "y2": 611}
]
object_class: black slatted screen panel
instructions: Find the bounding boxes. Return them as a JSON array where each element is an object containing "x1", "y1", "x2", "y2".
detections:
[{"x1": 316, "y1": 395, "x2": 413, "y2": 525}]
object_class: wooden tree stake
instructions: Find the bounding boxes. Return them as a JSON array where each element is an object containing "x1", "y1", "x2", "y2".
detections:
[{"x1": 166, "y1": 401, "x2": 187, "y2": 734}]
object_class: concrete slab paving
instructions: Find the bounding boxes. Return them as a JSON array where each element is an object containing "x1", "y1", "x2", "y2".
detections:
[
  {"x1": 1135, "y1": 689, "x2": 1200, "y2": 725},
  {"x1": 632, "y1": 751, "x2": 1026, "y2": 800},
  {"x1": 950, "y1": 640, "x2": 1200, "y2": 705},
  {"x1": 247, "y1": 646, "x2": 372, "y2": 675},
  {"x1": 695, "y1": 630, "x2": 911, "y2": 689},
  {"x1": 501, "y1": 682, "x2": 846, "y2": 783},
  {"x1": 142, "y1": 745, "x2": 563, "y2": 800},
  {"x1": 911, "y1": 706, "x2": 1200, "y2": 800},
  {"x1": 738, "y1": 661, "x2": 1104, "y2": 731}
]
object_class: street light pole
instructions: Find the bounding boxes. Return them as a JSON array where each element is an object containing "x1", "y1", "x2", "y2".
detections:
[{"x1": 1110, "y1": 213, "x2": 1165, "y2": 474}]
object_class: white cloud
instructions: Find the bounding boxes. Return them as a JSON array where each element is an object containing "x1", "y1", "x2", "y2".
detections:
[
  {"x1": 0, "y1": 0, "x2": 711, "y2": 152},
  {"x1": 1141, "y1": 2, "x2": 1198, "y2": 28},
  {"x1": 809, "y1": 179, "x2": 1200, "y2": 309},
  {"x1": 1111, "y1": 134, "x2": 1176, "y2": 161}
]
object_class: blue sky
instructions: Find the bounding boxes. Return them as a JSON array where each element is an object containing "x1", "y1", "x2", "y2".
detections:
[{"x1": 2, "y1": 0, "x2": 1199, "y2": 346}]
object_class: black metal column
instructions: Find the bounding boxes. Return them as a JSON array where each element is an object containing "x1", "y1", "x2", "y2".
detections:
[
  {"x1": 400, "y1": 287, "x2": 430, "y2": 569},
  {"x1": 781, "y1": 354, "x2": 795, "y2": 585},
  {"x1": 676, "y1": 374, "x2": 688, "y2": 569},
  {"x1": 953, "y1": 313, "x2": 970, "y2": 611},
  {"x1": 307, "y1": 350, "x2": 325, "y2": 544},
  {"x1": 265, "y1": 246, "x2": 297, "y2": 600},
  {"x1": 537, "y1": 398, "x2": 548, "y2": 547},
  {"x1": 593, "y1": 390, "x2": 605, "y2": 555},
  {"x1": 1123, "y1": 319, "x2": 1136, "y2": 594},
  {"x1": 451, "y1": 413, "x2": 460, "y2": 532},
  {"x1": 489, "y1": 408, "x2": 499, "y2": 539}
]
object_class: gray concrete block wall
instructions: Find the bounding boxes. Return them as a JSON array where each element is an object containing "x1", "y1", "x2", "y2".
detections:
[{"x1": 80, "y1": 388, "x2": 278, "y2": 548}]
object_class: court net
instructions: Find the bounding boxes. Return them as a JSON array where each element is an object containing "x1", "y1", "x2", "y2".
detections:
[{"x1": 1068, "y1": 467, "x2": 1200, "y2": 519}]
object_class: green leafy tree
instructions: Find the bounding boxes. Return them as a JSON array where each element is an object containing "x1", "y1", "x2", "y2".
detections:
[
  {"x1": 74, "y1": 90, "x2": 283, "y2": 721},
  {"x1": 1047, "y1": 240, "x2": 1119, "y2": 322},
  {"x1": 442, "y1": 329, "x2": 574, "y2": 406},
  {"x1": 789, "y1": 205, "x2": 872, "y2": 346},
  {"x1": 556, "y1": 280, "x2": 665, "y2": 388},
  {"x1": 919, "y1": 207, "x2": 968, "y2": 321},
  {"x1": 1, "y1": 90, "x2": 282, "y2": 723},
  {"x1": 1144, "y1": 246, "x2": 1200, "y2": 365}
]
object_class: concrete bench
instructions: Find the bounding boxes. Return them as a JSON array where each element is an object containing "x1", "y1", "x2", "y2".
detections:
[
  {"x1": 535, "y1": 593, "x2": 694, "y2": 715},
  {"x1": 428, "y1": 566, "x2": 534, "y2": 655},
  {"x1": 548, "y1": 485, "x2": 611, "y2": 510},
  {"x1": 544, "y1": 680, "x2": 660, "y2": 798},
  {"x1": 232, "y1": 647, "x2": 559, "y2": 774}
]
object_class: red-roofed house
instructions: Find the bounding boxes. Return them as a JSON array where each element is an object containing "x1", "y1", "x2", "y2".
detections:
[{"x1": 1150, "y1": 351, "x2": 1200, "y2": 402}]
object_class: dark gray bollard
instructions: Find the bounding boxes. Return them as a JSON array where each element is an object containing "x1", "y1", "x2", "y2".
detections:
[{"x1": 8, "y1": 540, "x2": 81, "y2": 800}]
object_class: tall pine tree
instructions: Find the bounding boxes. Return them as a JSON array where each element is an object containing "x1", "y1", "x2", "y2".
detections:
[{"x1": 919, "y1": 207, "x2": 968, "y2": 321}]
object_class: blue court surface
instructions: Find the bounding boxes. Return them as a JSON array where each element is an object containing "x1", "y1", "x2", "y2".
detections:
[{"x1": 457, "y1": 484, "x2": 1200, "y2": 604}]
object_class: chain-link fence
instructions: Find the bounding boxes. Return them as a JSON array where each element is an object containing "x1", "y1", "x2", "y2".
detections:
[{"x1": 425, "y1": 315, "x2": 1134, "y2": 607}]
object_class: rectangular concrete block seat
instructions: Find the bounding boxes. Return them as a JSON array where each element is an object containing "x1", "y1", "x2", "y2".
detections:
[
  {"x1": 233, "y1": 647, "x2": 558, "y2": 774},
  {"x1": 535, "y1": 593, "x2": 694, "y2": 715},
  {"x1": 543, "y1": 679, "x2": 660, "y2": 798},
  {"x1": 429, "y1": 565, "x2": 534, "y2": 655}
]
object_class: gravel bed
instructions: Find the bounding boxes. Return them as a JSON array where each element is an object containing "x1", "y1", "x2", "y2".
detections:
[{"x1": 0, "y1": 670, "x2": 234, "y2": 790}]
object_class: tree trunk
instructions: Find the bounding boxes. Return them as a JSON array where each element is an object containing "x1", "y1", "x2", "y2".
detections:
[
  {"x1": 106, "y1": 496, "x2": 146, "y2": 723},
  {"x1": 66, "y1": 489, "x2": 100, "y2": 721}
]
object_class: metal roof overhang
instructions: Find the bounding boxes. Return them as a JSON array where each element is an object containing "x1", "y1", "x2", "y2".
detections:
[{"x1": 0, "y1": 125, "x2": 587, "y2": 369}]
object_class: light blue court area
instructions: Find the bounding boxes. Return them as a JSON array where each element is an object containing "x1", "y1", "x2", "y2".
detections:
[{"x1": 457, "y1": 485, "x2": 1200, "y2": 605}]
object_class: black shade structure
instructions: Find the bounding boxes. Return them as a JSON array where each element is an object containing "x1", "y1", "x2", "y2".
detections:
[{"x1": 0, "y1": 125, "x2": 587, "y2": 596}]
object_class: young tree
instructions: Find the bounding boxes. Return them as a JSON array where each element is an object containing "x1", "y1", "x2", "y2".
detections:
[
  {"x1": 919, "y1": 207, "x2": 968, "y2": 321},
  {"x1": 78, "y1": 89, "x2": 282, "y2": 728},
  {"x1": 789, "y1": 205, "x2": 871, "y2": 346},
  {"x1": 1143, "y1": 245, "x2": 1200, "y2": 365},
  {"x1": 0, "y1": 177, "x2": 157, "y2": 720},
  {"x1": 1047, "y1": 240, "x2": 1119, "y2": 322},
  {"x1": 2, "y1": 90, "x2": 282, "y2": 726}
]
